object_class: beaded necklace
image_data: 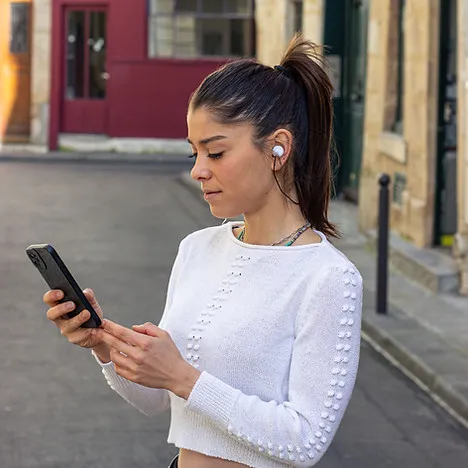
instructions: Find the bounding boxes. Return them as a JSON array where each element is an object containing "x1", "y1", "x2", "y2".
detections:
[{"x1": 237, "y1": 222, "x2": 311, "y2": 246}]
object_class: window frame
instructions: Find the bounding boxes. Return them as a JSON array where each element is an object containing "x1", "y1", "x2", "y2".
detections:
[
  {"x1": 148, "y1": 0, "x2": 255, "y2": 59},
  {"x1": 385, "y1": 0, "x2": 405, "y2": 134},
  {"x1": 392, "y1": 0, "x2": 405, "y2": 134},
  {"x1": 9, "y1": 2, "x2": 30, "y2": 54}
]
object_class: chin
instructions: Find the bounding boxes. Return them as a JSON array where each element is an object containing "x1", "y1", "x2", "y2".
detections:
[{"x1": 208, "y1": 205, "x2": 242, "y2": 220}]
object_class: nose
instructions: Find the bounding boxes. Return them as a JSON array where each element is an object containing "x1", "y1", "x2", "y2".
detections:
[{"x1": 190, "y1": 156, "x2": 212, "y2": 182}]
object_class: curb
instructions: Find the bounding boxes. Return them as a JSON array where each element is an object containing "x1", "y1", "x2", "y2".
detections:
[
  {"x1": 361, "y1": 315, "x2": 468, "y2": 427},
  {"x1": 178, "y1": 170, "x2": 468, "y2": 428},
  {"x1": 57, "y1": 135, "x2": 190, "y2": 154},
  {"x1": 0, "y1": 152, "x2": 192, "y2": 164}
]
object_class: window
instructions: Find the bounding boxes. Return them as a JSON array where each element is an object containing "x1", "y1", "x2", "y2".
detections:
[
  {"x1": 9, "y1": 3, "x2": 30, "y2": 54},
  {"x1": 385, "y1": 0, "x2": 405, "y2": 134},
  {"x1": 291, "y1": 0, "x2": 303, "y2": 34},
  {"x1": 148, "y1": 0, "x2": 255, "y2": 58}
]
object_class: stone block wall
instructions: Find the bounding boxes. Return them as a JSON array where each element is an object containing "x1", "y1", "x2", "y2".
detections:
[
  {"x1": 358, "y1": 0, "x2": 440, "y2": 249},
  {"x1": 30, "y1": 0, "x2": 51, "y2": 146},
  {"x1": 255, "y1": 0, "x2": 324, "y2": 65},
  {"x1": 455, "y1": 0, "x2": 468, "y2": 294}
]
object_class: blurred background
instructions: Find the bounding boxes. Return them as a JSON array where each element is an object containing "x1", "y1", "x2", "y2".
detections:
[
  {"x1": 1, "y1": 0, "x2": 467, "y2": 293},
  {"x1": 1, "y1": 1, "x2": 468, "y2": 467}
]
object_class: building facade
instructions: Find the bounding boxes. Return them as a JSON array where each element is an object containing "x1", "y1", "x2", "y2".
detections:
[
  {"x1": 1, "y1": 0, "x2": 255, "y2": 148},
  {"x1": 357, "y1": 0, "x2": 468, "y2": 294},
  {"x1": 0, "y1": 0, "x2": 33, "y2": 142},
  {"x1": 1, "y1": 0, "x2": 467, "y2": 293},
  {"x1": 255, "y1": 0, "x2": 468, "y2": 295}
]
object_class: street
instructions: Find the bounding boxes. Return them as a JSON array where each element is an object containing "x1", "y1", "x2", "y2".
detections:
[{"x1": 1, "y1": 160, "x2": 468, "y2": 468}]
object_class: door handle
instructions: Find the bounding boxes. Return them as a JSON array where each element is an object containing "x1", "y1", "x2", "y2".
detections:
[{"x1": 101, "y1": 72, "x2": 110, "y2": 80}]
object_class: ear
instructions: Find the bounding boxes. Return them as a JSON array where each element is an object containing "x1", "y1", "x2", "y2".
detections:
[{"x1": 269, "y1": 129, "x2": 293, "y2": 172}]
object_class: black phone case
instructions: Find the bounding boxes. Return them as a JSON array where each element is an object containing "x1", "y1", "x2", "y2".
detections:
[{"x1": 26, "y1": 244, "x2": 101, "y2": 328}]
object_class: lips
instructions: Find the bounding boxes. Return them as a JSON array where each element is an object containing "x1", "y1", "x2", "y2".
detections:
[{"x1": 203, "y1": 190, "x2": 222, "y2": 201}]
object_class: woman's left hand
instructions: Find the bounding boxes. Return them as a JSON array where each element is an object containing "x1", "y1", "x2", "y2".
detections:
[{"x1": 93, "y1": 320, "x2": 201, "y2": 398}]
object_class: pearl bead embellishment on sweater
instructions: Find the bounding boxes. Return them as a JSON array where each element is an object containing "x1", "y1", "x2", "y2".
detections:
[{"x1": 224, "y1": 266, "x2": 359, "y2": 465}]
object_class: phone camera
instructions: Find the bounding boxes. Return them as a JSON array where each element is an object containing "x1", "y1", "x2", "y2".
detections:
[{"x1": 28, "y1": 250, "x2": 47, "y2": 271}]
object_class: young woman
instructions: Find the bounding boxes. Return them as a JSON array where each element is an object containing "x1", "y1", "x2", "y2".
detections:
[{"x1": 43, "y1": 34, "x2": 363, "y2": 468}]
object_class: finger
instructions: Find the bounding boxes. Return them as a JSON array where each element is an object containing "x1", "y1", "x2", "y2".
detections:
[
  {"x1": 43, "y1": 289, "x2": 64, "y2": 307},
  {"x1": 131, "y1": 322, "x2": 162, "y2": 337},
  {"x1": 83, "y1": 289, "x2": 104, "y2": 318},
  {"x1": 68, "y1": 329, "x2": 93, "y2": 345},
  {"x1": 96, "y1": 329, "x2": 139, "y2": 358},
  {"x1": 61, "y1": 309, "x2": 91, "y2": 335},
  {"x1": 110, "y1": 350, "x2": 139, "y2": 381},
  {"x1": 47, "y1": 301, "x2": 76, "y2": 321},
  {"x1": 101, "y1": 319, "x2": 145, "y2": 347},
  {"x1": 131, "y1": 324, "x2": 149, "y2": 335},
  {"x1": 110, "y1": 347, "x2": 131, "y2": 364},
  {"x1": 83, "y1": 288, "x2": 94, "y2": 299},
  {"x1": 112, "y1": 360, "x2": 134, "y2": 381}
]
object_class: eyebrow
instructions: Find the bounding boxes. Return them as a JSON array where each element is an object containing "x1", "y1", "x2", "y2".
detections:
[{"x1": 187, "y1": 135, "x2": 228, "y2": 145}]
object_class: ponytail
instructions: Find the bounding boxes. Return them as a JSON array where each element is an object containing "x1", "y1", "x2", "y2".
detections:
[{"x1": 280, "y1": 34, "x2": 338, "y2": 238}]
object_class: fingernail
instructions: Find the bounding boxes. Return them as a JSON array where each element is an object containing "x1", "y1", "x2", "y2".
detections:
[{"x1": 57, "y1": 291, "x2": 64, "y2": 300}]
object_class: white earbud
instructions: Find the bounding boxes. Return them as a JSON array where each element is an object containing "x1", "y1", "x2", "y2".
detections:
[{"x1": 272, "y1": 145, "x2": 285, "y2": 158}]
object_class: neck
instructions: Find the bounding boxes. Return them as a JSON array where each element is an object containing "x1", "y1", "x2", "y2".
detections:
[{"x1": 241, "y1": 191, "x2": 309, "y2": 246}]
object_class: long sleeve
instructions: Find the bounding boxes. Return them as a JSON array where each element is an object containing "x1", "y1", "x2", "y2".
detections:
[
  {"x1": 184, "y1": 264, "x2": 363, "y2": 466},
  {"x1": 92, "y1": 352, "x2": 171, "y2": 416},
  {"x1": 92, "y1": 236, "x2": 189, "y2": 416}
]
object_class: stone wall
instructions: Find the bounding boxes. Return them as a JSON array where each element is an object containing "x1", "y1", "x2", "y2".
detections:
[
  {"x1": 302, "y1": 0, "x2": 324, "y2": 46},
  {"x1": 455, "y1": 0, "x2": 468, "y2": 294},
  {"x1": 358, "y1": 0, "x2": 440, "y2": 248},
  {"x1": 255, "y1": 0, "x2": 290, "y2": 65},
  {"x1": 30, "y1": 0, "x2": 51, "y2": 145},
  {"x1": 255, "y1": 0, "x2": 324, "y2": 65}
]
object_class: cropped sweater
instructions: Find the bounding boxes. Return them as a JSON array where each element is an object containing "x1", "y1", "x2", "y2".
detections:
[{"x1": 92, "y1": 221, "x2": 363, "y2": 467}]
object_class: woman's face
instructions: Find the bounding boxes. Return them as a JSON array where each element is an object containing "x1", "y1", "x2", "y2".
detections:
[{"x1": 187, "y1": 107, "x2": 276, "y2": 219}]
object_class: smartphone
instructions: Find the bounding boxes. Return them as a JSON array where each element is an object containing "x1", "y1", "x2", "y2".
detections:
[{"x1": 26, "y1": 244, "x2": 101, "y2": 328}]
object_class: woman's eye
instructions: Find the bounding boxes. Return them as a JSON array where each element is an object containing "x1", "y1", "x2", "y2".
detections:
[
  {"x1": 188, "y1": 152, "x2": 223, "y2": 160},
  {"x1": 208, "y1": 152, "x2": 223, "y2": 159}
]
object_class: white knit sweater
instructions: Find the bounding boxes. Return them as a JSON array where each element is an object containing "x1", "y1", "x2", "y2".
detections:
[{"x1": 93, "y1": 222, "x2": 363, "y2": 467}]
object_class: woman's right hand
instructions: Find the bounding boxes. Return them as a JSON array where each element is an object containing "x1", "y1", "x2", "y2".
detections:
[{"x1": 44, "y1": 288, "x2": 106, "y2": 350}]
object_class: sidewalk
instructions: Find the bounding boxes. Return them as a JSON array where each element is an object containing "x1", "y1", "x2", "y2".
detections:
[
  {"x1": 0, "y1": 134, "x2": 190, "y2": 159},
  {"x1": 180, "y1": 172, "x2": 468, "y2": 429},
  {"x1": 0, "y1": 150, "x2": 190, "y2": 164}
]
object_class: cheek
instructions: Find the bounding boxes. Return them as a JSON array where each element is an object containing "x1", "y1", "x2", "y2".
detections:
[{"x1": 230, "y1": 162, "x2": 273, "y2": 200}]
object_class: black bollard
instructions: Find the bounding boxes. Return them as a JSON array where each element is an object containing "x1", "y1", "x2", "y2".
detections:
[{"x1": 377, "y1": 174, "x2": 391, "y2": 314}]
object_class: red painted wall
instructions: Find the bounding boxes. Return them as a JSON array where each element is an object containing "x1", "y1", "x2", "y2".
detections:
[
  {"x1": 107, "y1": 58, "x2": 226, "y2": 139},
  {"x1": 50, "y1": 0, "x2": 228, "y2": 148}
]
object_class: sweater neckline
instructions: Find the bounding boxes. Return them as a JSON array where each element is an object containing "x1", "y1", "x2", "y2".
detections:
[{"x1": 226, "y1": 221, "x2": 327, "y2": 251}]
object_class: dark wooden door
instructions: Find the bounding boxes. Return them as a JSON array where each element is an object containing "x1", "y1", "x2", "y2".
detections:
[
  {"x1": 62, "y1": 6, "x2": 108, "y2": 134},
  {"x1": 435, "y1": 0, "x2": 457, "y2": 246},
  {"x1": 0, "y1": 0, "x2": 31, "y2": 141},
  {"x1": 340, "y1": 0, "x2": 369, "y2": 201}
]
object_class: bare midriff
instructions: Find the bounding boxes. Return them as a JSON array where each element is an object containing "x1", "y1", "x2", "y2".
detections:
[{"x1": 178, "y1": 449, "x2": 250, "y2": 468}]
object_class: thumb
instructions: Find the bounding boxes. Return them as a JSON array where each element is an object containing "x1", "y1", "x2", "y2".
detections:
[
  {"x1": 83, "y1": 288, "x2": 103, "y2": 318},
  {"x1": 132, "y1": 322, "x2": 160, "y2": 337}
]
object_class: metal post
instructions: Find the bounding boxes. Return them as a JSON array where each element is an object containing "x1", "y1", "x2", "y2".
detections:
[{"x1": 377, "y1": 174, "x2": 391, "y2": 314}]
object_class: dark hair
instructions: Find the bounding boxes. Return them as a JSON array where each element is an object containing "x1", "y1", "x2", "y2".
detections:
[{"x1": 189, "y1": 33, "x2": 339, "y2": 238}]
